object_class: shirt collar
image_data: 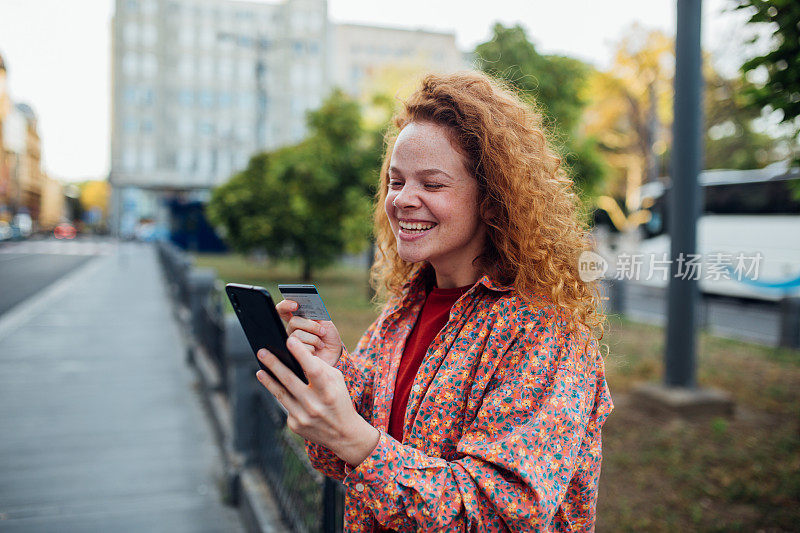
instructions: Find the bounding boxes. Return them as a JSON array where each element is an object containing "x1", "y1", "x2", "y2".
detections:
[
  {"x1": 400, "y1": 263, "x2": 513, "y2": 301},
  {"x1": 382, "y1": 263, "x2": 514, "y2": 320}
]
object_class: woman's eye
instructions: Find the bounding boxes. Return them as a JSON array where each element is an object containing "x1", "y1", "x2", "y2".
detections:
[
  {"x1": 389, "y1": 180, "x2": 403, "y2": 189},
  {"x1": 425, "y1": 183, "x2": 444, "y2": 190}
]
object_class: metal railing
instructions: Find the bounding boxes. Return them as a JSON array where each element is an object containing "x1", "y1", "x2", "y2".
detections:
[{"x1": 156, "y1": 241, "x2": 345, "y2": 533}]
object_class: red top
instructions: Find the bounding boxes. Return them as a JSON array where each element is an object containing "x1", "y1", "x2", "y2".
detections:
[{"x1": 387, "y1": 283, "x2": 471, "y2": 442}]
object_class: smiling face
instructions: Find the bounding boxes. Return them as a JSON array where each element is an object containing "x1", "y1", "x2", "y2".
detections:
[{"x1": 384, "y1": 121, "x2": 486, "y2": 288}]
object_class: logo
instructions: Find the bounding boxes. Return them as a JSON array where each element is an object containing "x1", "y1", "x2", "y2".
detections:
[{"x1": 578, "y1": 251, "x2": 609, "y2": 282}]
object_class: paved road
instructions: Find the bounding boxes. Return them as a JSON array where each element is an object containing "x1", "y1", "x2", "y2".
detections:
[
  {"x1": 0, "y1": 253, "x2": 93, "y2": 317},
  {"x1": 0, "y1": 242, "x2": 245, "y2": 532},
  {"x1": 610, "y1": 281, "x2": 782, "y2": 346}
]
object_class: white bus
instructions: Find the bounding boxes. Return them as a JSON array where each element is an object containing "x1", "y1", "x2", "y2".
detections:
[{"x1": 634, "y1": 162, "x2": 800, "y2": 301}]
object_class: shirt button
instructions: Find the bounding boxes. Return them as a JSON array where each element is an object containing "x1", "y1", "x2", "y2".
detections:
[{"x1": 355, "y1": 483, "x2": 365, "y2": 492}]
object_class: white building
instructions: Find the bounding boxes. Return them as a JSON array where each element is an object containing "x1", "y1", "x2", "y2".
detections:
[
  {"x1": 110, "y1": 0, "x2": 464, "y2": 241},
  {"x1": 330, "y1": 23, "x2": 466, "y2": 96},
  {"x1": 111, "y1": 0, "x2": 328, "y2": 191}
]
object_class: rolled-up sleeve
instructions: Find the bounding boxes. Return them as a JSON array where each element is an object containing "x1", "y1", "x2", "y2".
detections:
[{"x1": 341, "y1": 317, "x2": 613, "y2": 531}]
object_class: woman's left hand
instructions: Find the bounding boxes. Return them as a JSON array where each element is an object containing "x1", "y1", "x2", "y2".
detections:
[{"x1": 255, "y1": 337, "x2": 380, "y2": 467}]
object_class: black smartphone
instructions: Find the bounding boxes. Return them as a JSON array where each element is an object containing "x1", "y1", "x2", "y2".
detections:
[{"x1": 225, "y1": 283, "x2": 308, "y2": 384}]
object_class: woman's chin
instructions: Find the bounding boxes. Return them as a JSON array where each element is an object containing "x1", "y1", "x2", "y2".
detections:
[{"x1": 395, "y1": 246, "x2": 427, "y2": 265}]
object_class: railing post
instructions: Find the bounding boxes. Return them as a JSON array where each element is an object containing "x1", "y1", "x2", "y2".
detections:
[
  {"x1": 322, "y1": 477, "x2": 344, "y2": 533},
  {"x1": 188, "y1": 268, "x2": 217, "y2": 338},
  {"x1": 779, "y1": 297, "x2": 800, "y2": 349},
  {"x1": 608, "y1": 278, "x2": 626, "y2": 316},
  {"x1": 225, "y1": 313, "x2": 258, "y2": 460}
]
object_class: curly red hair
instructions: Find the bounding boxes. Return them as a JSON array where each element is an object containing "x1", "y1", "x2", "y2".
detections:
[{"x1": 370, "y1": 71, "x2": 604, "y2": 338}]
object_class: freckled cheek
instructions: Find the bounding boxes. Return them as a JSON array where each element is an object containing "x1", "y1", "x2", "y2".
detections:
[{"x1": 384, "y1": 196, "x2": 397, "y2": 228}]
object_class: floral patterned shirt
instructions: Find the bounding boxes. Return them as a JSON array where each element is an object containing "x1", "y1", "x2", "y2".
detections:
[{"x1": 305, "y1": 264, "x2": 614, "y2": 532}]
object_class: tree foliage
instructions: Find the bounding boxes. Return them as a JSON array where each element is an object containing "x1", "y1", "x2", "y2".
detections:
[
  {"x1": 732, "y1": 0, "x2": 800, "y2": 149},
  {"x1": 705, "y1": 73, "x2": 781, "y2": 169},
  {"x1": 582, "y1": 26, "x2": 674, "y2": 194},
  {"x1": 583, "y1": 24, "x2": 782, "y2": 209},
  {"x1": 474, "y1": 23, "x2": 608, "y2": 198},
  {"x1": 207, "y1": 89, "x2": 381, "y2": 280}
]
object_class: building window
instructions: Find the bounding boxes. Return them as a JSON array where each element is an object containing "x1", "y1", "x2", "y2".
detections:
[
  {"x1": 200, "y1": 58, "x2": 213, "y2": 80},
  {"x1": 179, "y1": 57, "x2": 193, "y2": 79},
  {"x1": 238, "y1": 59, "x2": 251, "y2": 81},
  {"x1": 124, "y1": 23, "x2": 138, "y2": 46},
  {"x1": 219, "y1": 58, "x2": 233, "y2": 80},
  {"x1": 142, "y1": 0, "x2": 157, "y2": 15},
  {"x1": 180, "y1": 27, "x2": 194, "y2": 48},
  {"x1": 124, "y1": 87, "x2": 137, "y2": 105},
  {"x1": 200, "y1": 90, "x2": 215, "y2": 108},
  {"x1": 142, "y1": 53, "x2": 158, "y2": 77},
  {"x1": 142, "y1": 88, "x2": 154, "y2": 106},
  {"x1": 123, "y1": 148, "x2": 137, "y2": 172},
  {"x1": 123, "y1": 117, "x2": 138, "y2": 133},
  {"x1": 142, "y1": 24, "x2": 157, "y2": 47},
  {"x1": 178, "y1": 117, "x2": 193, "y2": 138},
  {"x1": 199, "y1": 121, "x2": 215, "y2": 136},
  {"x1": 178, "y1": 148, "x2": 193, "y2": 173},
  {"x1": 141, "y1": 148, "x2": 156, "y2": 172},
  {"x1": 178, "y1": 90, "x2": 194, "y2": 107},
  {"x1": 123, "y1": 52, "x2": 138, "y2": 77}
]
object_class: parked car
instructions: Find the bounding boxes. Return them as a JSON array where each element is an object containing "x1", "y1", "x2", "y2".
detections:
[
  {"x1": 12, "y1": 212, "x2": 32, "y2": 238},
  {"x1": 0, "y1": 221, "x2": 12, "y2": 241},
  {"x1": 54, "y1": 223, "x2": 77, "y2": 240}
]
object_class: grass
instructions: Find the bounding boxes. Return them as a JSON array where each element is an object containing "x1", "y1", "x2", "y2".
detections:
[{"x1": 194, "y1": 252, "x2": 800, "y2": 532}]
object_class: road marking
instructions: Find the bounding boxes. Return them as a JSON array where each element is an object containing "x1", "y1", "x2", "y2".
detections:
[{"x1": 0, "y1": 255, "x2": 108, "y2": 342}]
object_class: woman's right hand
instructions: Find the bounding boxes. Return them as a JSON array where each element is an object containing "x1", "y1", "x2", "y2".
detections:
[{"x1": 276, "y1": 299, "x2": 344, "y2": 367}]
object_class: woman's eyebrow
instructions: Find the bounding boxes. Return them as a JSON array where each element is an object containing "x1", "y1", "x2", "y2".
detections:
[
  {"x1": 415, "y1": 168, "x2": 453, "y2": 180},
  {"x1": 389, "y1": 166, "x2": 453, "y2": 179}
]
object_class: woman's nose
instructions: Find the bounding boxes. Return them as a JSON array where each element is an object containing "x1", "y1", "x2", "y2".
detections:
[{"x1": 393, "y1": 187, "x2": 420, "y2": 209}]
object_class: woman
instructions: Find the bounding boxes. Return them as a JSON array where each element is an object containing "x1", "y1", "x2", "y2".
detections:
[{"x1": 255, "y1": 71, "x2": 613, "y2": 532}]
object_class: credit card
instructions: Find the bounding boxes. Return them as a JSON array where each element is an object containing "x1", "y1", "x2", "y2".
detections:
[{"x1": 277, "y1": 284, "x2": 331, "y2": 321}]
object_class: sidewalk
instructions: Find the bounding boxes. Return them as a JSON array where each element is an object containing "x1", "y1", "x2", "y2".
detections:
[{"x1": 0, "y1": 243, "x2": 246, "y2": 532}]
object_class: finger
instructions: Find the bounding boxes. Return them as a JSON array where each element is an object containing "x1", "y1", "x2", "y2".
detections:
[
  {"x1": 257, "y1": 347, "x2": 308, "y2": 398},
  {"x1": 288, "y1": 315, "x2": 326, "y2": 337},
  {"x1": 276, "y1": 299, "x2": 298, "y2": 323},
  {"x1": 285, "y1": 337, "x2": 326, "y2": 384},
  {"x1": 290, "y1": 329, "x2": 324, "y2": 350},
  {"x1": 256, "y1": 369, "x2": 302, "y2": 413}
]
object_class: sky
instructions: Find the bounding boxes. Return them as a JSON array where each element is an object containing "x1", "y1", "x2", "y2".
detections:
[{"x1": 0, "y1": 0, "x2": 748, "y2": 182}]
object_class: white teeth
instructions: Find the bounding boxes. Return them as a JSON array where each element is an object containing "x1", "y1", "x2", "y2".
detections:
[{"x1": 399, "y1": 221, "x2": 436, "y2": 231}]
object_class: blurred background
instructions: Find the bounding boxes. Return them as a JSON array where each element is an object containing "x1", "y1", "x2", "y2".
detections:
[{"x1": 0, "y1": 0, "x2": 798, "y2": 532}]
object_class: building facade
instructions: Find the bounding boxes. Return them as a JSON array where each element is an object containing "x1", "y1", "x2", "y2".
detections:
[
  {"x1": 110, "y1": 0, "x2": 464, "y2": 240},
  {"x1": 111, "y1": 0, "x2": 329, "y2": 192},
  {"x1": 330, "y1": 23, "x2": 465, "y2": 96}
]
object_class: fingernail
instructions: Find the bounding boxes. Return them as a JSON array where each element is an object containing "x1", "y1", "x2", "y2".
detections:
[
  {"x1": 257, "y1": 349, "x2": 267, "y2": 359},
  {"x1": 319, "y1": 326, "x2": 326, "y2": 336}
]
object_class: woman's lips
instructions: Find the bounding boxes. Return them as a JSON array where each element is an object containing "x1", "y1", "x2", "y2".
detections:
[{"x1": 398, "y1": 224, "x2": 436, "y2": 241}]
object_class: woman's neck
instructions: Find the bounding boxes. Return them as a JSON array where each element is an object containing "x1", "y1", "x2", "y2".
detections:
[{"x1": 433, "y1": 263, "x2": 482, "y2": 289}]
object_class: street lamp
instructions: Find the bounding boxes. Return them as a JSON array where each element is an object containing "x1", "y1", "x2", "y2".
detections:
[{"x1": 217, "y1": 32, "x2": 270, "y2": 150}]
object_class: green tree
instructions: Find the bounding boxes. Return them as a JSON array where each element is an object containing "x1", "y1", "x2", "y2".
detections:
[
  {"x1": 474, "y1": 23, "x2": 607, "y2": 197},
  {"x1": 732, "y1": 0, "x2": 800, "y2": 160},
  {"x1": 207, "y1": 89, "x2": 380, "y2": 280},
  {"x1": 705, "y1": 73, "x2": 781, "y2": 169}
]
